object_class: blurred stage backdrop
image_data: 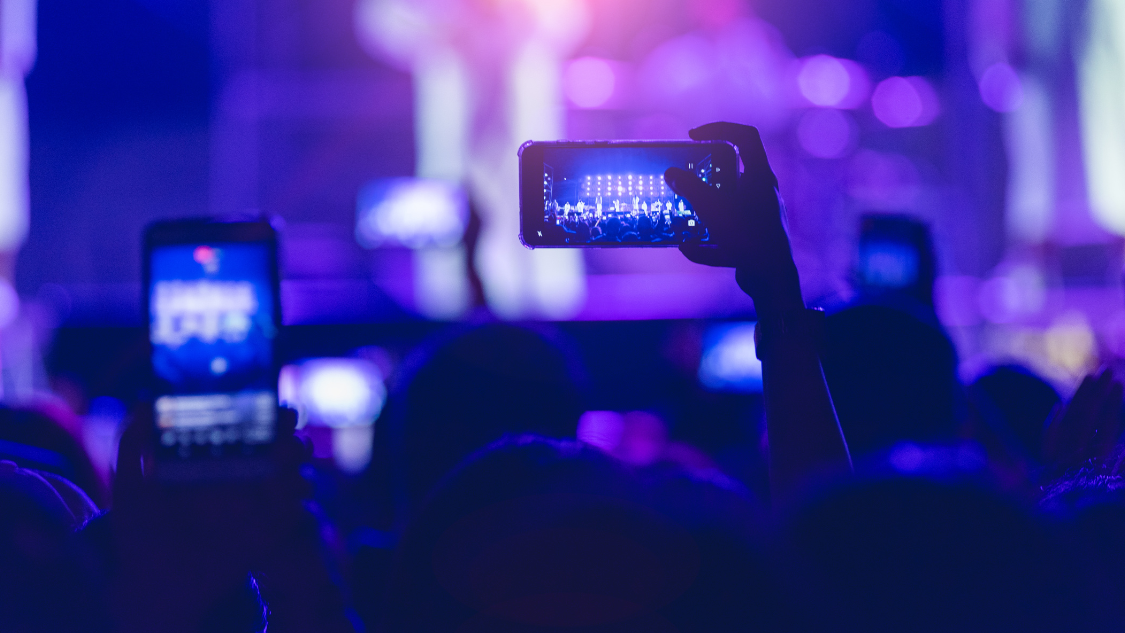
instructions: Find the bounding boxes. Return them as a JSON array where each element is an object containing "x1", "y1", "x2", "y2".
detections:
[{"x1": 2, "y1": 0, "x2": 1125, "y2": 474}]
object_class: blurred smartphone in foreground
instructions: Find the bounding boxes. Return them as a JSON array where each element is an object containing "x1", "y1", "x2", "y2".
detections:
[
  {"x1": 144, "y1": 218, "x2": 281, "y2": 481},
  {"x1": 518, "y1": 140, "x2": 738, "y2": 248}
]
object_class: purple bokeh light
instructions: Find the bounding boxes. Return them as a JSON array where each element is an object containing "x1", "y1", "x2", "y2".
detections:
[
  {"x1": 870, "y1": 76, "x2": 940, "y2": 128},
  {"x1": 796, "y1": 55, "x2": 868, "y2": 109},
  {"x1": 978, "y1": 62, "x2": 1024, "y2": 113},
  {"x1": 564, "y1": 57, "x2": 617, "y2": 109},
  {"x1": 640, "y1": 34, "x2": 715, "y2": 102},
  {"x1": 797, "y1": 55, "x2": 851, "y2": 107}
]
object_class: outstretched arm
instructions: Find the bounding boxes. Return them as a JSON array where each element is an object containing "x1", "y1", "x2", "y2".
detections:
[
  {"x1": 1042, "y1": 368, "x2": 1124, "y2": 474},
  {"x1": 666, "y1": 122, "x2": 851, "y2": 500}
]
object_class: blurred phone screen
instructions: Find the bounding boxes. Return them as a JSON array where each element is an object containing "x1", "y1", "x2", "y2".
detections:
[{"x1": 148, "y1": 240, "x2": 278, "y2": 459}]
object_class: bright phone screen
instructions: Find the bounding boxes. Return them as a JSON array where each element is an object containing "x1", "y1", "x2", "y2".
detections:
[
  {"x1": 149, "y1": 242, "x2": 277, "y2": 456},
  {"x1": 530, "y1": 145, "x2": 724, "y2": 246}
]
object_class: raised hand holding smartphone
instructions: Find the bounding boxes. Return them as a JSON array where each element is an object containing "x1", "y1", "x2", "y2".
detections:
[
  {"x1": 111, "y1": 218, "x2": 352, "y2": 631},
  {"x1": 664, "y1": 122, "x2": 803, "y2": 316},
  {"x1": 144, "y1": 219, "x2": 281, "y2": 481},
  {"x1": 664, "y1": 122, "x2": 852, "y2": 497}
]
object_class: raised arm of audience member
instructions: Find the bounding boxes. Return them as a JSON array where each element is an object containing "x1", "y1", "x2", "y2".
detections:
[
  {"x1": 1042, "y1": 367, "x2": 1124, "y2": 474},
  {"x1": 666, "y1": 122, "x2": 851, "y2": 499}
]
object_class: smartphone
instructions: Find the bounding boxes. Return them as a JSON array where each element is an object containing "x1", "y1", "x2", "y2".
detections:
[
  {"x1": 518, "y1": 140, "x2": 739, "y2": 248},
  {"x1": 856, "y1": 214, "x2": 935, "y2": 304},
  {"x1": 356, "y1": 178, "x2": 468, "y2": 249},
  {"x1": 144, "y1": 219, "x2": 281, "y2": 480}
]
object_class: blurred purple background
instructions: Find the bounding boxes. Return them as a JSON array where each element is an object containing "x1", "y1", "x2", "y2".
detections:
[{"x1": 1, "y1": 0, "x2": 1123, "y2": 472}]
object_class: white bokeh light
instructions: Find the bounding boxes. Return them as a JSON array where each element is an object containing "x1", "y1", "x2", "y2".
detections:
[
  {"x1": 296, "y1": 358, "x2": 386, "y2": 428},
  {"x1": 797, "y1": 55, "x2": 851, "y2": 107}
]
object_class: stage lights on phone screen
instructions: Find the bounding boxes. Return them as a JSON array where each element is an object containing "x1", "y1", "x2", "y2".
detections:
[{"x1": 520, "y1": 141, "x2": 738, "y2": 249}]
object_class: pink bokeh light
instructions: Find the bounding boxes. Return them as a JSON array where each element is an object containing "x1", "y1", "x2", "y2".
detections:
[
  {"x1": 798, "y1": 55, "x2": 850, "y2": 107},
  {"x1": 564, "y1": 57, "x2": 616, "y2": 109},
  {"x1": 633, "y1": 18, "x2": 794, "y2": 132},
  {"x1": 796, "y1": 55, "x2": 870, "y2": 109},
  {"x1": 688, "y1": 0, "x2": 747, "y2": 29},
  {"x1": 870, "y1": 76, "x2": 940, "y2": 128}
]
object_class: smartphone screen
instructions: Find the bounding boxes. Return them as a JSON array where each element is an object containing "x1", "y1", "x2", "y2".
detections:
[
  {"x1": 145, "y1": 221, "x2": 280, "y2": 477},
  {"x1": 518, "y1": 141, "x2": 738, "y2": 248}
]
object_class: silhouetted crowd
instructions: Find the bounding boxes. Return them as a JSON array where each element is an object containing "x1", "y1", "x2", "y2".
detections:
[
  {"x1": 5, "y1": 124, "x2": 1125, "y2": 632},
  {"x1": 542, "y1": 204, "x2": 707, "y2": 244}
]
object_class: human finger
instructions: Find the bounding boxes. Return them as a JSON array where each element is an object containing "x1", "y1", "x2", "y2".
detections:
[
  {"x1": 688, "y1": 122, "x2": 775, "y2": 185},
  {"x1": 665, "y1": 167, "x2": 728, "y2": 239},
  {"x1": 116, "y1": 408, "x2": 151, "y2": 485},
  {"x1": 679, "y1": 243, "x2": 736, "y2": 268},
  {"x1": 112, "y1": 406, "x2": 157, "y2": 507},
  {"x1": 664, "y1": 167, "x2": 718, "y2": 211},
  {"x1": 275, "y1": 406, "x2": 314, "y2": 460},
  {"x1": 274, "y1": 407, "x2": 313, "y2": 485},
  {"x1": 278, "y1": 406, "x2": 298, "y2": 438}
]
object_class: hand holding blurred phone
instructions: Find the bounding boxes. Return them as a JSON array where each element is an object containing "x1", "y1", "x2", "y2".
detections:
[
  {"x1": 518, "y1": 140, "x2": 739, "y2": 248},
  {"x1": 144, "y1": 218, "x2": 282, "y2": 481}
]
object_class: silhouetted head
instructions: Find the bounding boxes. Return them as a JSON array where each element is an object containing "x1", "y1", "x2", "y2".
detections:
[
  {"x1": 0, "y1": 405, "x2": 107, "y2": 506},
  {"x1": 384, "y1": 436, "x2": 788, "y2": 633},
  {"x1": 968, "y1": 365, "x2": 1059, "y2": 464},
  {"x1": 393, "y1": 324, "x2": 585, "y2": 512},
  {"x1": 786, "y1": 475, "x2": 1081, "y2": 632},
  {"x1": 821, "y1": 305, "x2": 963, "y2": 457},
  {"x1": 0, "y1": 462, "x2": 110, "y2": 633}
]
